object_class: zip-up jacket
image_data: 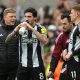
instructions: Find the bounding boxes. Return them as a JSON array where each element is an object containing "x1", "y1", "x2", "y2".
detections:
[{"x1": 0, "y1": 21, "x2": 19, "y2": 68}]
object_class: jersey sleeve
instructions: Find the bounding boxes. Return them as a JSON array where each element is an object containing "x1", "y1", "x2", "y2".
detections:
[
  {"x1": 41, "y1": 27, "x2": 48, "y2": 35},
  {"x1": 72, "y1": 25, "x2": 80, "y2": 55}
]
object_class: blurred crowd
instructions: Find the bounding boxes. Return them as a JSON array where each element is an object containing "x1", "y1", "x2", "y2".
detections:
[{"x1": 0, "y1": 0, "x2": 80, "y2": 79}]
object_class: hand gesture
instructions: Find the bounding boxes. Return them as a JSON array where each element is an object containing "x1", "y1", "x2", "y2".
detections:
[
  {"x1": 47, "y1": 71, "x2": 53, "y2": 79},
  {"x1": 14, "y1": 24, "x2": 22, "y2": 32}
]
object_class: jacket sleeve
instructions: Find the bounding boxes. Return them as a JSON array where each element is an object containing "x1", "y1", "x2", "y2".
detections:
[
  {"x1": 49, "y1": 56, "x2": 58, "y2": 72},
  {"x1": 49, "y1": 33, "x2": 63, "y2": 73},
  {"x1": 5, "y1": 30, "x2": 19, "y2": 44},
  {"x1": 52, "y1": 33, "x2": 63, "y2": 60}
]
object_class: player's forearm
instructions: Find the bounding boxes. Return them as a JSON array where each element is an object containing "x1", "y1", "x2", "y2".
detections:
[
  {"x1": 31, "y1": 28, "x2": 48, "y2": 44},
  {"x1": 5, "y1": 30, "x2": 17, "y2": 44},
  {"x1": 49, "y1": 56, "x2": 58, "y2": 73}
]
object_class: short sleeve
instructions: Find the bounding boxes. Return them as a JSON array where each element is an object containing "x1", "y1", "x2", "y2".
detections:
[{"x1": 41, "y1": 27, "x2": 47, "y2": 35}]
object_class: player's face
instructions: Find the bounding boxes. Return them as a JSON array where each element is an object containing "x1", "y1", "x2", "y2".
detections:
[
  {"x1": 24, "y1": 12, "x2": 36, "y2": 25},
  {"x1": 61, "y1": 18, "x2": 72, "y2": 32},
  {"x1": 70, "y1": 9, "x2": 78, "y2": 22},
  {"x1": 4, "y1": 13, "x2": 16, "y2": 25}
]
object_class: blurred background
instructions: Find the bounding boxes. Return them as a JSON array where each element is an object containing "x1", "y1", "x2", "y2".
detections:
[
  {"x1": 2, "y1": 0, "x2": 57, "y2": 9},
  {"x1": 0, "y1": 0, "x2": 80, "y2": 79}
]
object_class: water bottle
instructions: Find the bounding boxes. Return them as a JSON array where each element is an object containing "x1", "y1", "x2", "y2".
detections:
[
  {"x1": 19, "y1": 27, "x2": 26, "y2": 35},
  {"x1": 19, "y1": 20, "x2": 29, "y2": 35}
]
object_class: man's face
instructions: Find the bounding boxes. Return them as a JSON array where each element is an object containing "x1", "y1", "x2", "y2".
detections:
[
  {"x1": 24, "y1": 12, "x2": 36, "y2": 25},
  {"x1": 70, "y1": 9, "x2": 78, "y2": 22},
  {"x1": 61, "y1": 18, "x2": 72, "y2": 32},
  {"x1": 4, "y1": 13, "x2": 16, "y2": 25}
]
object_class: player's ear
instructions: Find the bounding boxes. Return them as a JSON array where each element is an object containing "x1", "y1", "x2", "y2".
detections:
[{"x1": 34, "y1": 17, "x2": 37, "y2": 22}]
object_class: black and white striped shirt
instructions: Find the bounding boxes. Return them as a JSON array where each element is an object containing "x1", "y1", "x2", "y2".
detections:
[
  {"x1": 68, "y1": 23, "x2": 80, "y2": 61},
  {"x1": 19, "y1": 24, "x2": 47, "y2": 67}
]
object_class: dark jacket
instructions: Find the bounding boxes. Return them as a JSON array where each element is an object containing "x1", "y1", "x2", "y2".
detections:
[{"x1": 0, "y1": 21, "x2": 19, "y2": 68}]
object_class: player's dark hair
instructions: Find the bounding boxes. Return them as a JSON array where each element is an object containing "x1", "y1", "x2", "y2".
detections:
[
  {"x1": 61, "y1": 11, "x2": 71, "y2": 22},
  {"x1": 24, "y1": 7, "x2": 37, "y2": 17}
]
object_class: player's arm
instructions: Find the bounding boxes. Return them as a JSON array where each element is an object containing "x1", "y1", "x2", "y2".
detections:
[
  {"x1": 47, "y1": 33, "x2": 63, "y2": 78},
  {"x1": 50, "y1": 36, "x2": 63, "y2": 71},
  {"x1": 65, "y1": 26, "x2": 80, "y2": 61},
  {"x1": 5, "y1": 24, "x2": 21, "y2": 43},
  {"x1": 32, "y1": 27, "x2": 48, "y2": 44},
  {"x1": 26, "y1": 22, "x2": 48, "y2": 44}
]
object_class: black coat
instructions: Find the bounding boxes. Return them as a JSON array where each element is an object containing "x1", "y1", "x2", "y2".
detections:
[{"x1": 0, "y1": 21, "x2": 19, "y2": 69}]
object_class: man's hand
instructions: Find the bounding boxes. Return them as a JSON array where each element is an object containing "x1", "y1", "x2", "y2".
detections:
[
  {"x1": 21, "y1": 22, "x2": 28, "y2": 29},
  {"x1": 24, "y1": 22, "x2": 33, "y2": 30},
  {"x1": 14, "y1": 24, "x2": 21, "y2": 32},
  {"x1": 19, "y1": 22, "x2": 33, "y2": 31},
  {"x1": 65, "y1": 52, "x2": 72, "y2": 61},
  {"x1": 62, "y1": 49, "x2": 67, "y2": 61},
  {"x1": 14, "y1": 22, "x2": 28, "y2": 32},
  {"x1": 47, "y1": 71, "x2": 53, "y2": 79}
]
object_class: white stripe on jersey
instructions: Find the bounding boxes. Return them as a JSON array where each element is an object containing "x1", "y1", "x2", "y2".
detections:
[
  {"x1": 74, "y1": 36, "x2": 80, "y2": 50},
  {"x1": 22, "y1": 40, "x2": 28, "y2": 67},
  {"x1": 68, "y1": 26, "x2": 77, "y2": 52},
  {"x1": 21, "y1": 24, "x2": 44, "y2": 67},
  {"x1": 32, "y1": 25, "x2": 39, "y2": 67}
]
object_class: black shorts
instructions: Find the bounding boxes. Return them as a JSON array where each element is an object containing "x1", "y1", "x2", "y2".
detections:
[
  {"x1": 0, "y1": 66, "x2": 18, "y2": 80},
  {"x1": 59, "y1": 62, "x2": 68, "y2": 80},
  {"x1": 66, "y1": 58, "x2": 80, "y2": 80},
  {"x1": 17, "y1": 64, "x2": 46, "y2": 80}
]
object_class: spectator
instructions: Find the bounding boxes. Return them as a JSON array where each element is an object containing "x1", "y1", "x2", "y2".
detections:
[
  {"x1": 42, "y1": 14, "x2": 52, "y2": 29},
  {"x1": 8, "y1": 0, "x2": 23, "y2": 22},
  {"x1": 0, "y1": 0, "x2": 6, "y2": 21},
  {"x1": 63, "y1": 0, "x2": 78, "y2": 11}
]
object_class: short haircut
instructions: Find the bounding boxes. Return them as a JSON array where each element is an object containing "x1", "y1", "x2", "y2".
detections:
[
  {"x1": 72, "y1": 4, "x2": 80, "y2": 12},
  {"x1": 61, "y1": 12, "x2": 71, "y2": 22},
  {"x1": 3, "y1": 8, "x2": 16, "y2": 16},
  {"x1": 24, "y1": 7, "x2": 37, "y2": 17}
]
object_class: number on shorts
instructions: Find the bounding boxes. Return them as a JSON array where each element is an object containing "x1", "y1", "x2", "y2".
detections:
[
  {"x1": 71, "y1": 71, "x2": 76, "y2": 78},
  {"x1": 39, "y1": 72, "x2": 44, "y2": 80}
]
